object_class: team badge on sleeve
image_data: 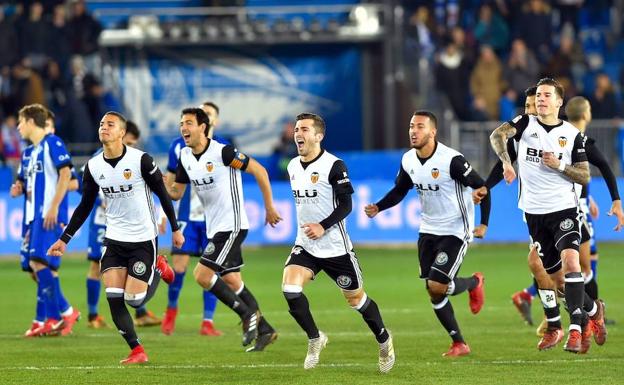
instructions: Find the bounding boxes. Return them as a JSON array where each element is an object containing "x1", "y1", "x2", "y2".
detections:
[
  {"x1": 431, "y1": 168, "x2": 440, "y2": 179},
  {"x1": 311, "y1": 172, "x2": 319, "y2": 184},
  {"x1": 206, "y1": 162, "x2": 214, "y2": 172},
  {"x1": 123, "y1": 169, "x2": 132, "y2": 180},
  {"x1": 558, "y1": 136, "x2": 568, "y2": 148}
]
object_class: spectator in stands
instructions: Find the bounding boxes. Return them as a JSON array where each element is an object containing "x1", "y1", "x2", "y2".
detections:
[
  {"x1": 435, "y1": 38, "x2": 471, "y2": 120},
  {"x1": 18, "y1": 2, "x2": 50, "y2": 70},
  {"x1": 588, "y1": 73, "x2": 621, "y2": 119},
  {"x1": 0, "y1": 5, "x2": 19, "y2": 69},
  {"x1": 12, "y1": 59, "x2": 46, "y2": 107},
  {"x1": 470, "y1": 45, "x2": 506, "y2": 120},
  {"x1": 514, "y1": 0, "x2": 553, "y2": 63},
  {"x1": 47, "y1": 4, "x2": 71, "y2": 76},
  {"x1": 67, "y1": 0, "x2": 102, "y2": 67},
  {"x1": 542, "y1": 34, "x2": 585, "y2": 90},
  {"x1": 504, "y1": 39, "x2": 540, "y2": 106},
  {"x1": 405, "y1": 5, "x2": 437, "y2": 61},
  {"x1": 499, "y1": 88, "x2": 519, "y2": 121},
  {"x1": 553, "y1": 0, "x2": 583, "y2": 33},
  {"x1": 0, "y1": 114, "x2": 22, "y2": 168},
  {"x1": 473, "y1": 4, "x2": 509, "y2": 55},
  {"x1": 449, "y1": 26, "x2": 476, "y2": 68}
]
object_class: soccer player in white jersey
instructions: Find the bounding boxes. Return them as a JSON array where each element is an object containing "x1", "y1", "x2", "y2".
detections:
[
  {"x1": 366, "y1": 110, "x2": 489, "y2": 358},
  {"x1": 160, "y1": 102, "x2": 223, "y2": 337},
  {"x1": 489, "y1": 77, "x2": 605, "y2": 353},
  {"x1": 167, "y1": 107, "x2": 281, "y2": 351},
  {"x1": 81, "y1": 121, "x2": 161, "y2": 329},
  {"x1": 284, "y1": 113, "x2": 395, "y2": 372},
  {"x1": 48, "y1": 111, "x2": 182, "y2": 364}
]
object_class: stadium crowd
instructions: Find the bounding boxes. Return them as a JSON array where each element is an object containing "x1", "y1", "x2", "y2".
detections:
[{"x1": 405, "y1": 0, "x2": 623, "y2": 122}]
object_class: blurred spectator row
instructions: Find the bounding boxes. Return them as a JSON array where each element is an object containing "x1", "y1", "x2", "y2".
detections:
[
  {"x1": 405, "y1": 0, "x2": 624, "y2": 122},
  {"x1": 0, "y1": 0, "x2": 113, "y2": 165}
]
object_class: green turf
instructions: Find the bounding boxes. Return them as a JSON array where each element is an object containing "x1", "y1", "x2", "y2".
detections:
[{"x1": 0, "y1": 244, "x2": 622, "y2": 385}]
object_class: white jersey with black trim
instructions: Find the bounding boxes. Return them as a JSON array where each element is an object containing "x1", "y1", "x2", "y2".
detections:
[
  {"x1": 288, "y1": 151, "x2": 353, "y2": 258},
  {"x1": 513, "y1": 115, "x2": 583, "y2": 214},
  {"x1": 87, "y1": 146, "x2": 157, "y2": 242},
  {"x1": 402, "y1": 143, "x2": 475, "y2": 242},
  {"x1": 179, "y1": 140, "x2": 249, "y2": 238}
]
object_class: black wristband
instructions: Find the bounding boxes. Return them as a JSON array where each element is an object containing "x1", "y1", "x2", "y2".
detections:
[{"x1": 60, "y1": 233, "x2": 72, "y2": 244}]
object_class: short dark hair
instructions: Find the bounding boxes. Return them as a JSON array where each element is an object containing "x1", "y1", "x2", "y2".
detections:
[
  {"x1": 104, "y1": 111, "x2": 127, "y2": 130},
  {"x1": 182, "y1": 107, "x2": 211, "y2": 137},
  {"x1": 564, "y1": 96, "x2": 589, "y2": 122},
  {"x1": 18, "y1": 104, "x2": 48, "y2": 128},
  {"x1": 125, "y1": 120, "x2": 140, "y2": 139},
  {"x1": 524, "y1": 86, "x2": 537, "y2": 97},
  {"x1": 536, "y1": 77, "x2": 564, "y2": 100},
  {"x1": 296, "y1": 112, "x2": 326, "y2": 135},
  {"x1": 413, "y1": 110, "x2": 438, "y2": 128},
  {"x1": 202, "y1": 101, "x2": 220, "y2": 115},
  {"x1": 46, "y1": 109, "x2": 55, "y2": 120}
]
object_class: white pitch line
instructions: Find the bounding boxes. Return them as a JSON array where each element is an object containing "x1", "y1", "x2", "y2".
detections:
[{"x1": 3, "y1": 358, "x2": 619, "y2": 371}]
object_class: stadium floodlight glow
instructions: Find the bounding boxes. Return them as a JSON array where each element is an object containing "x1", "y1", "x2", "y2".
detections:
[{"x1": 348, "y1": 5, "x2": 380, "y2": 35}]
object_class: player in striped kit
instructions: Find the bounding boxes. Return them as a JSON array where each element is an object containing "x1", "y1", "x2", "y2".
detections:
[
  {"x1": 489, "y1": 78, "x2": 606, "y2": 353},
  {"x1": 366, "y1": 110, "x2": 489, "y2": 358},
  {"x1": 283, "y1": 113, "x2": 395, "y2": 372},
  {"x1": 166, "y1": 107, "x2": 281, "y2": 351},
  {"x1": 48, "y1": 111, "x2": 181, "y2": 364}
]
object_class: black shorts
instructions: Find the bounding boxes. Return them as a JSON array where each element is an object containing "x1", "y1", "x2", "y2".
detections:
[
  {"x1": 525, "y1": 208, "x2": 582, "y2": 274},
  {"x1": 100, "y1": 238, "x2": 158, "y2": 284},
  {"x1": 580, "y1": 215, "x2": 591, "y2": 244},
  {"x1": 418, "y1": 233, "x2": 467, "y2": 284},
  {"x1": 285, "y1": 245, "x2": 363, "y2": 291},
  {"x1": 199, "y1": 229, "x2": 247, "y2": 275}
]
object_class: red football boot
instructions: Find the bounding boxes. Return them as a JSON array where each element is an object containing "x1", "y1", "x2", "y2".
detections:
[
  {"x1": 156, "y1": 255, "x2": 175, "y2": 284},
  {"x1": 537, "y1": 327, "x2": 564, "y2": 350},
  {"x1": 24, "y1": 321, "x2": 43, "y2": 337},
  {"x1": 468, "y1": 273, "x2": 485, "y2": 314},
  {"x1": 161, "y1": 307, "x2": 177, "y2": 335},
  {"x1": 442, "y1": 342, "x2": 471, "y2": 357},
  {"x1": 61, "y1": 308, "x2": 81, "y2": 336},
  {"x1": 120, "y1": 345, "x2": 148, "y2": 365},
  {"x1": 200, "y1": 320, "x2": 222, "y2": 336}
]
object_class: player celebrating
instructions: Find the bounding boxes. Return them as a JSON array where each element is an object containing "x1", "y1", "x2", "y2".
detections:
[
  {"x1": 83, "y1": 121, "x2": 161, "y2": 329},
  {"x1": 489, "y1": 78, "x2": 605, "y2": 353},
  {"x1": 166, "y1": 107, "x2": 280, "y2": 351},
  {"x1": 48, "y1": 111, "x2": 181, "y2": 364},
  {"x1": 160, "y1": 101, "x2": 225, "y2": 337},
  {"x1": 283, "y1": 113, "x2": 395, "y2": 372},
  {"x1": 366, "y1": 110, "x2": 489, "y2": 358}
]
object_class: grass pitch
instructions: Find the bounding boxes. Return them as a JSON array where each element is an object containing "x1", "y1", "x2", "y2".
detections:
[{"x1": 0, "y1": 243, "x2": 622, "y2": 384}]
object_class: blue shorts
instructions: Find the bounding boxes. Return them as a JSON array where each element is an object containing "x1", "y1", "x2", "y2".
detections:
[
  {"x1": 87, "y1": 223, "x2": 107, "y2": 261},
  {"x1": 587, "y1": 215, "x2": 598, "y2": 255},
  {"x1": 172, "y1": 220, "x2": 208, "y2": 256},
  {"x1": 20, "y1": 227, "x2": 31, "y2": 272},
  {"x1": 27, "y1": 219, "x2": 63, "y2": 270}
]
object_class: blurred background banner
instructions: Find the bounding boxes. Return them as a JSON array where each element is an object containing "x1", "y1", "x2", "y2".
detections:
[
  {"x1": 1, "y1": 177, "x2": 622, "y2": 257},
  {"x1": 110, "y1": 46, "x2": 362, "y2": 155}
]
